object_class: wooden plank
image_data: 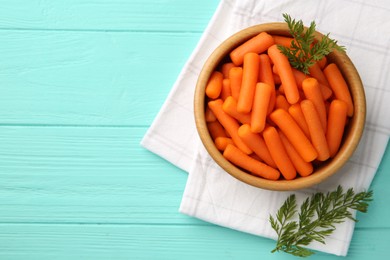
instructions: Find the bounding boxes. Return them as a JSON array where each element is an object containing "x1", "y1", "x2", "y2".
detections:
[
  {"x1": 0, "y1": 126, "x2": 388, "y2": 228},
  {"x1": 0, "y1": 0, "x2": 219, "y2": 31},
  {"x1": 0, "y1": 31, "x2": 200, "y2": 126},
  {"x1": 0, "y1": 126, "x2": 192, "y2": 224},
  {"x1": 0, "y1": 223, "x2": 387, "y2": 259}
]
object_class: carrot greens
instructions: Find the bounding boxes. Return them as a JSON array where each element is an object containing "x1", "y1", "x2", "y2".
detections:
[
  {"x1": 278, "y1": 13, "x2": 346, "y2": 74},
  {"x1": 269, "y1": 185, "x2": 373, "y2": 257}
]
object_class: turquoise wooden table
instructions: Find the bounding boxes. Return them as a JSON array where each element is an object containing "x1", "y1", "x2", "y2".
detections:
[{"x1": 0, "y1": 1, "x2": 389, "y2": 259}]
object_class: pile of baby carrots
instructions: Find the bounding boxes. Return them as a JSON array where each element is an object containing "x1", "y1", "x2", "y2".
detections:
[{"x1": 205, "y1": 31, "x2": 353, "y2": 181}]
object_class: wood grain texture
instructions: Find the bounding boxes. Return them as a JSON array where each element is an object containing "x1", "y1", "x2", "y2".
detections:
[
  {"x1": 0, "y1": 31, "x2": 200, "y2": 126},
  {"x1": 0, "y1": 224, "x2": 388, "y2": 260},
  {"x1": 0, "y1": 0, "x2": 217, "y2": 31},
  {"x1": 0, "y1": 127, "x2": 194, "y2": 225},
  {"x1": 0, "y1": 0, "x2": 389, "y2": 259}
]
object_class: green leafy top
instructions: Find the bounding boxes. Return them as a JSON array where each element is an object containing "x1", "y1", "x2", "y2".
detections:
[
  {"x1": 278, "y1": 13, "x2": 346, "y2": 74},
  {"x1": 269, "y1": 185, "x2": 373, "y2": 257}
]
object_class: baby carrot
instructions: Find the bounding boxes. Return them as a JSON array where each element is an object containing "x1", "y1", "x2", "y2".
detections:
[
  {"x1": 291, "y1": 69, "x2": 331, "y2": 100},
  {"x1": 207, "y1": 121, "x2": 227, "y2": 140},
  {"x1": 215, "y1": 137, "x2": 234, "y2": 151},
  {"x1": 205, "y1": 71, "x2": 223, "y2": 99},
  {"x1": 326, "y1": 100, "x2": 348, "y2": 157},
  {"x1": 273, "y1": 35, "x2": 294, "y2": 48},
  {"x1": 230, "y1": 32, "x2": 275, "y2": 66},
  {"x1": 278, "y1": 84, "x2": 285, "y2": 95},
  {"x1": 273, "y1": 73, "x2": 281, "y2": 85},
  {"x1": 323, "y1": 63, "x2": 354, "y2": 116},
  {"x1": 270, "y1": 108, "x2": 317, "y2": 162},
  {"x1": 301, "y1": 100, "x2": 330, "y2": 161},
  {"x1": 223, "y1": 144, "x2": 280, "y2": 180},
  {"x1": 221, "y1": 62, "x2": 235, "y2": 79},
  {"x1": 238, "y1": 124, "x2": 277, "y2": 168},
  {"x1": 272, "y1": 64, "x2": 278, "y2": 75},
  {"x1": 263, "y1": 126, "x2": 296, "y2": 180},
  {"x1": 268, "y1": 44, "x2": 300, "y2": 104},
  {"x1": 208, "y1": 99, "x2": 252, "y2": 154},
  {"x1": 275, "y1": 94, "x2": 290, "y2": 111},
  {"x1": 258, "y1": 54, "x2": 275, "y2": 87},
  {"x1": 229, "y1": 67, "x2": 243, "y2": 101},
  {"x1": 302, "y1": 77, "x2": 327, "y2": 131},
  {"x1": 220, "y1": 78, "x2": 231, "y2": 100},
  {"x1": 222, "y1": 96, "x2": 251, "y2": 125},
  {"x1": 319, "y1": 83, "x2": 333, "y2": 100},
  {"x1": 279, "y1": 131, "x2": 313, "y2": 177},
  {"x1": 250, "y1": 153, "x2": 263, "y2": 162},
  {"x1": 237, "y1": 52, "x2": 259, "y2": 113},
  {"x1": 251, "y1": 83, "x2": 272, "y2": 133},
  {"x1": 258, "y1": 54, "x2": 276, "y2": 114},
  {"x1": 291, "y1": 68, "x2": 308, "y2": 88},
  {"x1": 288, "y1": 104, "x2": 311, "y2": 139},
  {"x1": 205, "y1": 106, "x2": 216, "y2": 122},
  {"x1": 308, "y1": 62, "x2": 330, "y2": 87},
  {"x1": 317, "y1": 56, "x2": 327, "y2": 70}
]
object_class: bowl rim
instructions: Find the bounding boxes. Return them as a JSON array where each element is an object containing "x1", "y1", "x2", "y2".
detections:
[{"x1": 194, "y1": 22, "x2": 366, "y2": 191}]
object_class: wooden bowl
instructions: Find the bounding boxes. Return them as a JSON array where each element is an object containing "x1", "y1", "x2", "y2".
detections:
[{"x1": 194, "y1": 23, "x2": 366, "y2": 191}]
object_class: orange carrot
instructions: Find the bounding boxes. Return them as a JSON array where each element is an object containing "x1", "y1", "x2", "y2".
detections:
[
  {"x1": 205, "y1": 106, "x2": 217, "y2": 122},
  {"x1": 319, "y1": 83, "x2": 333, "y2": 100},
  {"x1": 279, "y1": 131, "x2": 313, "y2": 177},
  {"x1": 298, "y1": 89, "x2": 306, "y2": 101},
  {"x1": 221, "y1": 62, "x2": 235, "y2": 79},
  {"x1": 208, "y1": 99, "x2": 252, "y2": 154},
  {"x1": 222, "y1": 96, "x2": 251, "y2": 125},
  {"x1": 273, "y1": 73, "x2": 281, "y2": 84},
  {"x1": 317, "y1": 56, "x2": 327, "y2": 70},
  {"x1": 258, "y1": 54, "x2": 276, "y2": 114},
  {"x1": 278, "y1": 84, "x2": 285, "y2": 95},
  {"x1": 268, "y1": 44, "x2": 300, "y2": 104},
  {"x1": 275, "y1": 94, "x2": 290, "y2": 111},
  {"x1": 325, "y1": 100, "x2": 330, "y2": 115},
  {"x1": 308, "y1": 62, "x2": 330, "y2": 86},
  {"x1": 251, "y1": 83, "x2": 272, "y2": 133},
  {"x1": 288, "y1": 104, "x2": 311, "y2": 139},
  {"x1": 272, "y1": 64, "x2": 278, "y2": 75},
  {"x1": 291, "y1": 68, "x2": 308, "y2": 88},
  {"x1": 238, "y1": 124, "x2": 277, "y2": 168},
  {"x1": 220, "y1": 78, "x2": 231, "y2": 100},
  {"x1": 263, "y1": 126, "x2": 296, "y2": 180},
  {"x1": 323, "y1": 63, "x2": 354, "y2": 116},
  {"x1": 250, "y1": 153, "x2": 263, "y2": 162},
  {"x1": 205, "y1": 71, "x2": 223, "y2": 99},
  {"x1": 230, "y1": 32, "x2": 275, "y2": 66},
  {"x1": 215, "y1": 137, "x2": 234, "y2": 151},
  {"x1": 258, "y1": 54, "x2": 275, "y2": 87},
  {"x1": 269, "y1": 108, "x2": 317, "y2": 162},
  {"x1": 237, "y1": 52, "x2": 259, "y2": 113},
  {"x1": 229, "y1": 67, "x2": 243, "y2": 101},
  {"x1": 223, "y1": 144, "x2": 280, "y2": 180},
  {"x1": 207, "y1": 121, "x2": 227, "y2": 140},
  {"x1": 273, "y1": 35, "x2": 294, "y2": 48},
  {"x1": 302, "y1": 77, "x2": 327, "y2": 131},
  {"x1": 326, "y1": 100, "x2": 348, "y2": 157},
  {"x1": 301, "y1": 100, "x2": 330, "y2": 161}
]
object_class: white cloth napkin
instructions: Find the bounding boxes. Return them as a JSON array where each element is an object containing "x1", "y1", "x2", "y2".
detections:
[{"x1": 141, "y1": 0, "x2": 390, "y2": 256}]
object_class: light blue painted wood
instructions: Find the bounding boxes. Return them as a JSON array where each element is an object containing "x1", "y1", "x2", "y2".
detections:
[
  {"x1": 0, "y1": 126, "x2": 197, "y2": 225},
  {"x1": 0, "y1": 0, "x2": 388, "y2": 259},
  {"x1": 0, "y1": 0, "x2": 218, "y2": 31},
  {"x1": 0, "y1": 224, "x2": 388, "y2": 260},
  {"x1": 0, "y1": 31, "x2": 201, "y2": 125}
]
